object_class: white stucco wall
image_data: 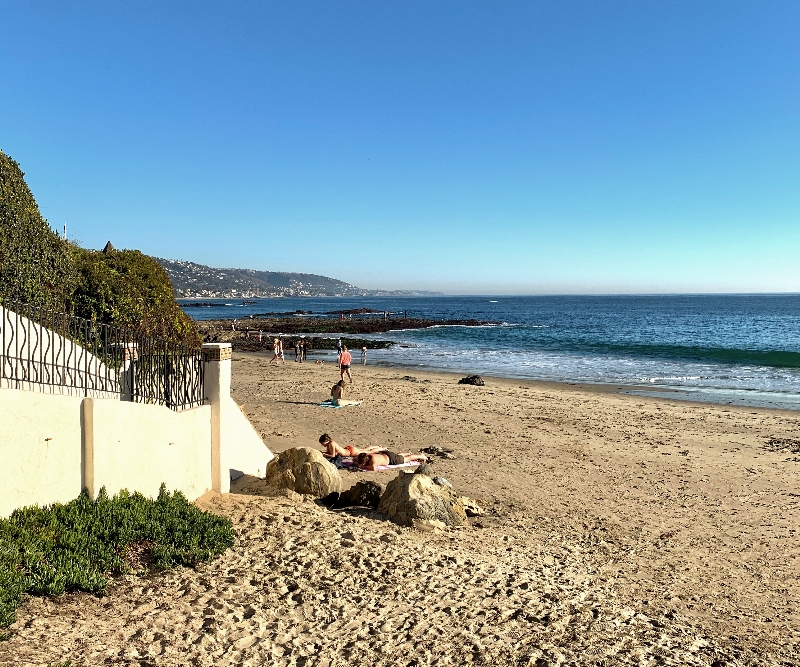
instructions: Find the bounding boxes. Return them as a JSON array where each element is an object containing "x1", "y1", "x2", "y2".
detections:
[
  {"x1": 85, "y1": 398, "x2": 213, "y2": 501},
  {"x1": 0, "y1": 388, "x2": 84, "y2": 517},
  {"x1": 226, "y1": 398, "x2": 273, "y2": 479},
  {"x1": 2, "y1": 340, "x2": 273, "y2": 516}
]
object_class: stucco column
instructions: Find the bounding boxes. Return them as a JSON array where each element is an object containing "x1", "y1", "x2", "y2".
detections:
[{"x1": 202, "y1": 343, "x2": 232, "y2": 493}]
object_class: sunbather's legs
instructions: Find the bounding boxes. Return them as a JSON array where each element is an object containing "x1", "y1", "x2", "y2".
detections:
[{"x1": 394, "y1": 452, "x2": 428, "y2": 463}]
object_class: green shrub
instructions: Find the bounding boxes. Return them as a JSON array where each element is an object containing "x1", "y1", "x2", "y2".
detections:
[
  {"x1": 0, "y1": 485, "x2": 234, "y2": 630},
  {"x1": 0, "y1": 150, "x2": 77, "y2": 312},
  {"x1": 71, "y1": 247, "x2": 200, "y2": 345}
]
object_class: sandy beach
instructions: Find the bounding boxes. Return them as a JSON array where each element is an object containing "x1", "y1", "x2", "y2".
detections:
[{"x1": 2, "y1": 353, "x2": 799, "y2": 666}]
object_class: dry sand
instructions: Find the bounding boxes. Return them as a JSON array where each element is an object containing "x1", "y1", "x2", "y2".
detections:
[{"x1": 2, "y1": 353, "x2": 799, "y2": 666}]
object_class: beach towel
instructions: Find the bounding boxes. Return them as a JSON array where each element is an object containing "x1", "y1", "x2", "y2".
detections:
[
  {"x1": 373, "y1": 461, "x2": 421, "y2": 471},
  {"x1": 317, "y1": 399, "x2": 362, "y2": 409},
  {"x1": 322, "y1": 453, "x2": 420, "y2": 471}
]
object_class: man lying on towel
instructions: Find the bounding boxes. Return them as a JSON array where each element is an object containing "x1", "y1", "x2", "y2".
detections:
[{"x1": 355, "y1": 450, "x2": 428, "y2": 470}]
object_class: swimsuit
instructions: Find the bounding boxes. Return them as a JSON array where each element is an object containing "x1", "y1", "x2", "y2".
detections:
[{"x1": 382, "y1": 451, "x2": 405, "y2": 466}]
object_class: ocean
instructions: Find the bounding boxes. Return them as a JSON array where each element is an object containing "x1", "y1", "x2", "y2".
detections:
[{"x1": 181, "y1": 294, "x2": 800, "y2": 410}]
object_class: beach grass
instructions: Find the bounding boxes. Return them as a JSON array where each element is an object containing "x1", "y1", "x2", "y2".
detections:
[{"x1": 0, "y1": 485, "x2": 234, "y2": 633}]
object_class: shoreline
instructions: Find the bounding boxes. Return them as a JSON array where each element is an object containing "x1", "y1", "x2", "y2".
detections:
[{"x1": 247, "y1": 347, "x2": 800, "y2": 413}]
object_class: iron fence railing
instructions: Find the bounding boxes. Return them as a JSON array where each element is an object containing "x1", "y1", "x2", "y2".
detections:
[{"x1": 0, "y1": 300, "x2": 204, "y2": 411}]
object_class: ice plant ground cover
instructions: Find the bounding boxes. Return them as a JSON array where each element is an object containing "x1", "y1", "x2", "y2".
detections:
[{"x1": 0, "y1": 485, "x2": 234, "y2": 633}]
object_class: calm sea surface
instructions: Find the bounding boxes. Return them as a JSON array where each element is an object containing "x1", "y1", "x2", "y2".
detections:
[{"x1": 181, "y1": 295, "x2": 800, "y2": 410}]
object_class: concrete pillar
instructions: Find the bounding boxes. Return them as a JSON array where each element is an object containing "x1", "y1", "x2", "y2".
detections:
[{"x1": 202, "y1": 343, "x2": 232, "y2": 493}]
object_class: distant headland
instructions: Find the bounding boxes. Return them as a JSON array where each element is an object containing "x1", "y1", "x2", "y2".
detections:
[{"x1": 156, "y1": 258, "x2": 443, "y2": 299}]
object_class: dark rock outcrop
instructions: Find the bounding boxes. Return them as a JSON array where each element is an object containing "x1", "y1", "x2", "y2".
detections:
[{"x1": 342, "y1": 481, "x2": 384, "y2": 509}]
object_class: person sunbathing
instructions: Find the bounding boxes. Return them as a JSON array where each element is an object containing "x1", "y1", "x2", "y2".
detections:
[
  {"x1": 318, "y1": 434, "x2": 385, "y2": 458},
  {"x1": 330, "y1": 380, "x2": 359, "y2": 406},
  {"x1": 355, "y1": 450, "x2": 428, "y2": 470}
]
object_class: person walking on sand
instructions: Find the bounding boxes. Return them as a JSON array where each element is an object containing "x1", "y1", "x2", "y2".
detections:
[
  {"x1": 294, "y1": 339, "x2": 300, "y2": 362},
  {"x1": 361, "y1": 346, "x2": 367, "y2": 365},
  {"x1": 339, "y1": 345, "x2": 353, "y2": 383},
  {"x1": 301, "y1": 338, "x2": 308, "y2": 361},
  {"x1": 336, "y1": 338, "x2": 343, "y2": 368},
  {"x1": 270, "y1": 337, "x2": 285, "y2": 364}
]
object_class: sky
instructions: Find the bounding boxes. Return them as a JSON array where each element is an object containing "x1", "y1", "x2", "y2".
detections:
[{"x1": 1, "y1": 2, "x2": 799, "y2": 294}]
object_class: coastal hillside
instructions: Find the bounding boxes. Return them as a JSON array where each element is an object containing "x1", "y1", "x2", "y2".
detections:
[{"x1": 156, "y1": 258, "x2": 442, "y2": 298}]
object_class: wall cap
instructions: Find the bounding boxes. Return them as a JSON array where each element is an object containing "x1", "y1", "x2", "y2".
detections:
[{"x1": 201, "y1": 343, "x2": 232, "y2": 361}]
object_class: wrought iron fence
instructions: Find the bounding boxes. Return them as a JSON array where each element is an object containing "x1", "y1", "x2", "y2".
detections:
[{"x1": 0, "y1": 299, "x2": 204, "y2": 410}]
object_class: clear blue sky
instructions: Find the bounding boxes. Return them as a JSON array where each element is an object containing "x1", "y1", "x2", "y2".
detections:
[{"x1": 2, "y1": 2, "x2": 798, "y2": 294}]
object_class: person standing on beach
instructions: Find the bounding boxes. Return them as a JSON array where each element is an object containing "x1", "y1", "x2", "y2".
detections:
[
  {"x1": 336, "y1": 338, "x2": 343, "y2": 368},
  {"x1": 294, "y1": 339, "x2": 300, "y2": 362},
  {"x1": 340, "y1": 345, "x2": 353, "y2": 383},
  {"x1": 361, "y1": 346, "x2": 367, "y2": 365},
  {"x1": 269, "y1": 338, "x2": 280, "y2": 363},
  {"x1": 301, "y1": 338, "x2": 308, "y2": 361}
]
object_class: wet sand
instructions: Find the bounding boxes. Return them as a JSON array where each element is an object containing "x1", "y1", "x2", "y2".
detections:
[{"x1": 2, "y1": 353, "x2": 799, "y2": 666}]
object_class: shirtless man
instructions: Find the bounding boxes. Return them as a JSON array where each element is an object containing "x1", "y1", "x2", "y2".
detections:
[{"x1": 355, "y1": 450, "x2": 428, "y2": 470}]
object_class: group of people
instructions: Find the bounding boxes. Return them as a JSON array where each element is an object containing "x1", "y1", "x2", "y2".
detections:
[
  {"x1": 267, "y1": 336, "x2": 367, "y2": 371},
  {"x1": 318, "y1": 434, "x2": 428, "y2": 471},
  {"x1": 269, "y1": 337, "x2": 311, "y2": 363}
]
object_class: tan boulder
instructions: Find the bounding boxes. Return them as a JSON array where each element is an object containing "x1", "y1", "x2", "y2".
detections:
[
  {"x1": 263, "y1": 447, "x2": 341, "y2": 497},
  {"x1": 459, "y1": 496, "x2": 485, "y2": 517},
  {"x1": 378, "y1": 469, "x2": 468, "y2": 528}
]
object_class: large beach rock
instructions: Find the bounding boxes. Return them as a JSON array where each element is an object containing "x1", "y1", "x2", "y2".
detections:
[
  {"x1": 458, "y1": 375, "x2": 485, "y2": 386},
  {"x1": 378, "y1": 468, "x2": 468, "y2": 528},
  {"x1": 263, "y1": 447, "x2": 341, "y2": 497}
]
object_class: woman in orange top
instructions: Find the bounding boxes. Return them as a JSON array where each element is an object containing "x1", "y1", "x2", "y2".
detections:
[{"x1": 339, "y1": 345, "x2": 353, "y2": 383}]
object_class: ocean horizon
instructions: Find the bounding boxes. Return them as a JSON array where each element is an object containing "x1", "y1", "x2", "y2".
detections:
[{"x1": 181, "y1": 294, "x2": 800, "y2": 411}]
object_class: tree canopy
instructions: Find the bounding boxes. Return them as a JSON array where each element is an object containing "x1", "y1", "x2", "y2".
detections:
[{"x1": 0, "y1": 150, "x2": 198, "y2": 345}]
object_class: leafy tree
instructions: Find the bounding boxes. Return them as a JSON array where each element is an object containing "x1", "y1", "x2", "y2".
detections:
[
  {"x1": 0, "y1": 150, "x2": 76, "y2": 312},
  {"x1": 71, "y1": 248, "x2": 199, "y2": 345},
  {"x1": 0, "y1": 150, "x2": 198, "y2": 345}
]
